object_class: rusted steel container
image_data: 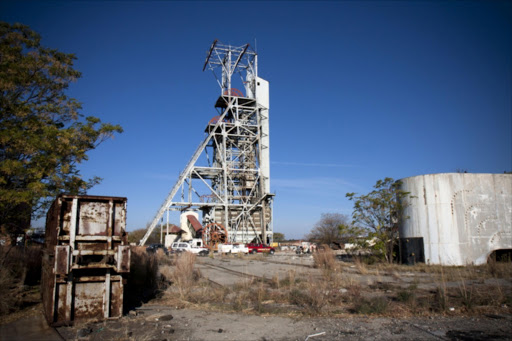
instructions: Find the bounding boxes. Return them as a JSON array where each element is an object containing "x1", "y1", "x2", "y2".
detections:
[{"x1": 42, "y1": 195, "x2": 130, "y2": 326}]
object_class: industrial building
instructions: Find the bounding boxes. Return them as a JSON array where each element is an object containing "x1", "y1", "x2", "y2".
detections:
[
  {"x1": 399, "y1": 173, "x2": 512, "y2": 265},
  {"x1": 140, "y1": 41, "x2": 273, "y2": 248}
]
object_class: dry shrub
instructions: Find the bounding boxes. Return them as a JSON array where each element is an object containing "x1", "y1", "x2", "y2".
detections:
[
  {"x1": 354, "y1": 256, "x2": 368, "y2": 274},
  {"x1": 0, "y1": 266, "x2": 17, "y2": 315},
  {"x1": 154, "y1": 248, "x2": 172, "y2": 265},
  {"x1": 0, "y1": 245, "x2": 43, "y2": 316},
  {"x1": 251, "y1": 281, "x2": 270, "y2": 313},
  {"x1": 124, "y1": 246, "x2": 160, "y2": 311},
  {"x1": 483, "y1": 284, "x2": 509, "y2": 307},
  {"x1": 0, "y1": 245, "x2": 42, "y2": 286},
  {"x1": 487, "y1": 257, "x2": 499, "y2": 277},
  {"x1": 397, "y1": 284, "x2": 417, "y2": 305},
  {"x1": 271, "y1": 270, "x2": 298, "y2": 289},
  {"x1": 171, "y1": 252, "x2": 200, "y2": 299},
  {"x1": 186, "y1": 284, "x2": 229, "y2": 307},
  {"x1": 271, "y1": 273, "x2": 280, "y2": 289},
  {"x1": 287, "y1": 270, "x2": 296, "y2": 287},
  {"x1": 353, "y1": 296, "x2": 389, "y2": 315},
  {"x1": 487, "y1": 258, "x2": 512, "y2": 278},
  {"x1": 313, "y1": 245, "x2": 336, "y2": 271},
  {"x1": 289, "y1": 289, "x2": 312, "y2": 310},
  {"x1": 233, "y1": 277, "x2": 256, "y2": 291},
  {"x1": 288, "y1": 278, "x2": 328, "y2": 315},
  {"x1": 230, "y1": 287, "x2": 251, "y2": 312},
  {"x1": 159, "y1": 264, "x2": 173, "y2": 281},
  {"x1": 340, "y1": 276, "x2": 361, "y2": 303},
  {"x1": 456, "y1": 270, "x2": 475, "y2": 311}
]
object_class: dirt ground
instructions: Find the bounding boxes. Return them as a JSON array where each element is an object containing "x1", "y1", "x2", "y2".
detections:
[
  {"x1": 1, "y1": 252, "x2": 511, "y2": 341},
  {"x1": 1, "y1": 301, "x2": 511, "y2": 341},
  {"x1": 55, "y1": 304, "x2": 512, "y2": 341}
]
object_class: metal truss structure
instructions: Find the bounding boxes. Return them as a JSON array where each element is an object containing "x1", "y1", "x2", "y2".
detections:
[{"x1": 140, "y1": 40, "x2": 273, "y2": 246}]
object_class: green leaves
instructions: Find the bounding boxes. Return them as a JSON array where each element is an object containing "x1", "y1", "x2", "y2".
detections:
[
  {"x1": 0, "y1": 22, "x2": 122, "y2": 239},
  {"x1": 346, "y1": 178, "x2": 412, "y2": 263}
]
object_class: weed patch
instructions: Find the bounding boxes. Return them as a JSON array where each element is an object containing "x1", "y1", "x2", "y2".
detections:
[
  {"x1": 353, "y1": 297, "x2": 389, "y2": 315},
  {"x1": 397, "y1": 289, "x2": 416, "y2": 303}
]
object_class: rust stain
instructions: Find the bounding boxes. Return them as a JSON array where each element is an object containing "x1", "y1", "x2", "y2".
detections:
[
  {"x1": 55, "y1": 246, "x2": 69, "y2": 275},
  {"x1": 41, "y1": 195, "x2": 130, "y2": 326}
]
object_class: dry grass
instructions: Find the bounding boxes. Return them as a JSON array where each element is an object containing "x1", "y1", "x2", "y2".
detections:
[
  {"x1": 312, "y1": 245, "x2": 336, "y2": 270},
  {"x1": 0, "y1": 266, "x2": 18, "y2": 315},
  {"x1": 352, "y1": 296, "x2": 389, "y2": 315},
  {"x1": 150, "y1": 251, "x2": 512, "y2": 319},
  {"x1": 354, "y1": 257, "x2": 368, "y2": 274},
  {"x1": 169, "y1": 252, "x2": 200, "y2": 299},
  {"x1": 124, "y1": 247, "x2": 162, "y2": 311},
  {"x1": 0, "y1": 245, "x2": 42, "y2": 316}
]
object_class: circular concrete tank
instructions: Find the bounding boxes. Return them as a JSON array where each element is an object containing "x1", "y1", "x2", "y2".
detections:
[{"x1": 399, "y1": 173, "x2": 512, "y2": 265}]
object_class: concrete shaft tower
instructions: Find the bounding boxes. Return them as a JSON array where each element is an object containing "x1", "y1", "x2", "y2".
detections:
[{"x1": 140, "y1": 41, "x2": 273, "y2": 246}]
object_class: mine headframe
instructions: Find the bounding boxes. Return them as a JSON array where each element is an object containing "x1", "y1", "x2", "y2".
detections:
[{"x1": 140, "y1": 40, "x2": 273, "y2": 247}]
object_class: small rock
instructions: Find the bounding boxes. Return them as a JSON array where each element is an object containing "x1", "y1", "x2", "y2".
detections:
[
  {"x1": 126, "y1": 331, "x2": 133, "y2": 337},
  {"x1": 129, "y1": 310, "x2": 137, "y2": 316},
  {"x1": 159, "y1": 314, "x2": 174, "y2": 321},
  {"x1": 218, "y1": 328, "x2": 223, "y2": 333},
  {"x1": 168, "y1": 329, "x2": 175, "y2": 334}
]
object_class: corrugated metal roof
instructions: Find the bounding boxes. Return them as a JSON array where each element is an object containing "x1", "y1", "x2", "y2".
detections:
[{"x1": 186, "y1": 215, "x2": 203, "y2": 232}]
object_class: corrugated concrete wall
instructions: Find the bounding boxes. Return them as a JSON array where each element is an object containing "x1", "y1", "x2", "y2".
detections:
[{"x1": 399, "y1": 173, "x2": 512, "y2": 265}]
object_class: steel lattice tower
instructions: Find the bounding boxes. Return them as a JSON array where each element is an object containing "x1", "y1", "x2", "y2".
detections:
[{"x1": 140, "y1": 40, "x2": 273, "y2": 246}]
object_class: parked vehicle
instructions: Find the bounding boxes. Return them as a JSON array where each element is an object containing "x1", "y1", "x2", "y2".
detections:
[
  {"x1": 218, "y1": 243, "x2": 249, "y2": 254},
  {"x1": 295, "y1": 245, "x2": 311, "y2": 255},
  {"x1": 146, "y1": 243, "x2": 169, "y2": 255},
  {"x1": 171, "y1": 242, "x2": 209, "y2": 256},
  {"x1": 246, "y1": 243, "x2": 275, "y2": 255}
]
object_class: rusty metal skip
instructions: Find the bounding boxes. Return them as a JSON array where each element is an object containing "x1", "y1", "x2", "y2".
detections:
[{"x1": 41, "y1": 195, "x2": 130, "y2": 326}]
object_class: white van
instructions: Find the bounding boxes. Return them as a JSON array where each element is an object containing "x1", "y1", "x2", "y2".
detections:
[
  {"x1": 171, "y1": 242, "x2": 209, "y2": 256},
  {"x1": 218, "y1": 243, "x2": 249, "y2": 254}
]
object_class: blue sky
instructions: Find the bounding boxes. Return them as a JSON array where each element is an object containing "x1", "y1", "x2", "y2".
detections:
[{"x1": 2, "y1": 1, "x2": 511, "y2": 239}]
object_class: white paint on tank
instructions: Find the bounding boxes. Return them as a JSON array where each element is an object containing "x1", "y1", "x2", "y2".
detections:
[{"x1": 399, "y1": 173, "x2": 512, "y2": 265}]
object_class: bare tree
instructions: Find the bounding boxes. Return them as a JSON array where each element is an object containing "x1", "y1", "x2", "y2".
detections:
[{"x1": 306, "y1": 213, "x2": 351, "y2": 245}]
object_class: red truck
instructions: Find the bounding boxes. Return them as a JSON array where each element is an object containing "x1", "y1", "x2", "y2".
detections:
[{"x1": 247, "y1": 243, "x2": 275, "y2": 255}]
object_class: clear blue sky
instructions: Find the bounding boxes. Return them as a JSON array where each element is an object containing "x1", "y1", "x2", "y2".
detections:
[{"x1": 2, "y1": 1, "x2": 511, "y2": 239}]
